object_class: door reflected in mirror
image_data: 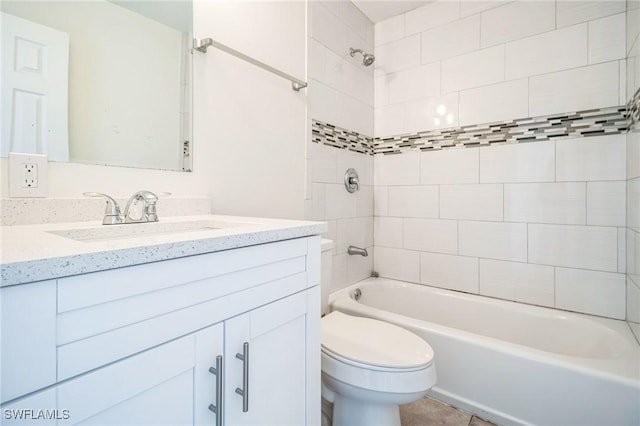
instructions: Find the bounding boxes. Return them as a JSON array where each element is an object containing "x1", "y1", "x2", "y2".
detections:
[{"x1": 0, "y1": 0, "x2": 193, "y2": 171}]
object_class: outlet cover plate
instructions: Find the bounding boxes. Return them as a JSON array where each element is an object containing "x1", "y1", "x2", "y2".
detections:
[{"x1": 9, "y1": 152, "x2": 49, "y2": 198}]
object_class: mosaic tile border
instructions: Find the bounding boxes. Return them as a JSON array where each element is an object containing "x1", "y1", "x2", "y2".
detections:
[
  {"x1": 628, "y1": 87, "x2": 640, "y2": 128},
  {"x1": 311, "y1": 120, "x2": 374, "y2": 155},
  {"x1": 374, "y1": 105, "x2": 627, "y2": 155}
]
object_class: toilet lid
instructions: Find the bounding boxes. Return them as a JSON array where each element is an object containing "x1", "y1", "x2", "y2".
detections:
[{"x1": 321, "y1": 311, "x2": 434, "y2": 369}]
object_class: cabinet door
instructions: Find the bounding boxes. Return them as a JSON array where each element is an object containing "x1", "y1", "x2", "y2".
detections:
[
  {"x1": 57, "y1": 335, "x2": 196, "y2": 425},
  {"x1": 225, "y1": 292, "x2": 309, "y2": 426},
  {"x1": 194, "y1": 323, "x2": 225, "y2": 426}
]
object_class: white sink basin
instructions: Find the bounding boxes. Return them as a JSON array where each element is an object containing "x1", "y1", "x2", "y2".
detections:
[{"x1": 48, "y1": 220, "x2": 248, "y2": 242}]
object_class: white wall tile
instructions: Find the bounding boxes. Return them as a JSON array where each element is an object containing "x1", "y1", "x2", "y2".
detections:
[
  {"x1": 619, "y1": 227, "x2": 626, "y2": 274},
  {"x1": 308, "y1": 80, "x2": 337, "y2": 126},
  {"x1": 557, "y1": 1, "x2": 626, "y2": 28},
  {"x1": 481, "y1": 1, "x2": 555, "y2": 47},
  {"x1": 310, "y1": 141, "x2": 338, "y2": 183},
  {"x1": 310, "y1": 183, "x2": 325, "y2": 220},
  {"x1": 627, "y1": 278, "x2": 640, "y2": 323},
  {"x1": 421, "y1": 148, "x2": 479, "y2": 184},
  {"x1": 388, "y1": 185, "x2": 439, "y2": 218},
  {"x1": 555, "y1": 268, "x2": 626, "y2": 319},
  {"x1": 356, "y1": 186, "x2": 374, "y2": 217},
  {"x1": 325, "y1": 183, "x2": 357, "y2": 220},
  {"x1": 404, "y1": 93, "x2": 460, "y2": 133},
  {"x1": 387, "y1": 63, "x2": 441, "y2": 104},
  {"x1": 375, "y1": 14, "x2": 404, "y2": 46},
  {"x1": 628, "y1": 128, "x2": 640, "y2": 180},
  {"x1": 480, "y1": 141, "x2": 555, "y2": 183},
  {"x1": 336, "y1": 149, "x2": 374, "y2": 185},
  {"x1": 459, "y1": 221, "x2": 528, "y2": 262},
  {"x1": 374, "y1": 246, "x2": 420, "y2": 283},
  {"x1": 335, "y1": 92, "x2": 373, "y2": 136},
  {"x1": 628, "y1": 5, "x2": 640, "y2": 57},
  {"x1": 459, "y1": 79, "x2": 529, "y2": 126},
  {"x1": 375, "y1": 75, "x2": 388, "y2": 107},
  {"x1": 460, "y1": 1, "x2": 509, "y2": 18},
  {"x1": 628, "y1": 228, "x2": 640, "y2": 285},
  {"x1": 374, "y1": 152, "x2": 420, "y2": 185},
  {"x1": 620, "y1": 58, "x2": 627, "y2": 106},
  {"x1": 441, "y1": 46, "x2": 505, "y2": 93},
  {"x1": 628, "y1": 178, "x2": 640, "y2": 230},
  {"x1": 337, "y1": 1, "x2": 372, "y2": 49},
  {"x1": 347, "y1": 248, "x2": 374, "y2": 284},
  {"x1": 421, "y1": 252, "x2": 479, "y2": 293},
  {"x1": 374, "y1": 186, "x2": 389, "y2": 216},
  {"x1": 504, "y1": 182, "x2": 586, "y2": 225},
  {"x1": 375, "y1": 104, "x2": 404, "y2": 137},
  {"x1": 405, "y1": 1, "x2": 460, "y2": 35},
  {"x1": 308, "y1": 38, "x2": 326, "y2": 82},
  {"x1": 330, "y1": 253, "x2": 348, "y2": 294},
  {"x1": 421, "y1": 15, "x2": 480, "y2": 64},
  {"x1": 586, "y1": 181, "x2": 626, "y2": 226},
  {"x1": 529, "y1": 61, "x2": 620, "y2": 116},
  {"x1": 336, "y1": 217, "x2": 372, "y2": 254},
  {"x1": 529, "y1": 224, "x2": 618, "y2": 272},
  {"x1": 374, "y1": 216, "x2": 403, "y2": 248},
  {"x1": 322, "y1": 220, "x2": 337, "y2": 245},
  {"x1": 440, "y1": 184, "x2": 503, "y2": 221},
  {"x1": 404, "y1": 218, "x2": 458, "y2": 254},
  {"x1": 479, "y1": 259, "x2": 554, "y2": 306},
  {"x1": 374, "y1": 35, "x2": 420, "y2": 76},
  {"x1": 589, "y1": 13, "x2": 626, "y2": 64},
  {"x1": 556, "y1": 135, "x2": 626, "y2": 182},
  {"x1": 505, "y1": 24, "x2": 588, "y2": 80},
  {"x1": 310, "y1": 2, "x2": 347, "y2": 56}
]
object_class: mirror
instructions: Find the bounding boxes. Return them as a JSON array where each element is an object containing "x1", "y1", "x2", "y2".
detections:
[{"x1": 0, "y1": 0, "x2": 193, "y2": 171}]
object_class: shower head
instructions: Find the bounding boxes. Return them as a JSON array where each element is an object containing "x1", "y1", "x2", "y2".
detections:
[{"x1": 349, "y1": 47, "x2": 375, "y2": 67}]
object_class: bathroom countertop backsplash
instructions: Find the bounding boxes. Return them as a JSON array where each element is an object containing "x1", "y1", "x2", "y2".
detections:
[
  {"x1": 0, "y1": 197, "x2": 213, "y2": 226},
  {"x1": 0, "y1": 214, "x2": 326, "y2": 287}
]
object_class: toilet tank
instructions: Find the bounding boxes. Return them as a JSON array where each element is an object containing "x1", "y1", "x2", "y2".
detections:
[{"x1": 320, "y1": 239, "x2": 334, "y2": 316}]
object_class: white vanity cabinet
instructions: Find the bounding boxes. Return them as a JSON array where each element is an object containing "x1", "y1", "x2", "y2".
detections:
[{"x1": 1, "y1": 235, "x2": 321, "y2": 426}]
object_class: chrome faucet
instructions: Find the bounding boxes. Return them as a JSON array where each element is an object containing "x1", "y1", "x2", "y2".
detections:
[
  {"x1": 84, "y1": 190, "x2": 169, "y2": 224},
  {"x1": 347, "y1": 245, "x2": 368, "y2": 257},
  {"x1": 123, "y1": 190, "x2": 159, "y2": 223}
]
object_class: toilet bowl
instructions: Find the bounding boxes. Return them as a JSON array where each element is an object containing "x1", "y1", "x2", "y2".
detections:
[{"x1": 320, "y1": 240, "x2": 436, "y2": 426}]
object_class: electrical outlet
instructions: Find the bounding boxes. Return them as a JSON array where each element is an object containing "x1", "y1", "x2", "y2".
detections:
[
  {"x1": 22, "y1": 164, "x2": 38, "y2": 188},
  {"x1": 9, "y1": 152, "x2": 48, "y2": 197}
]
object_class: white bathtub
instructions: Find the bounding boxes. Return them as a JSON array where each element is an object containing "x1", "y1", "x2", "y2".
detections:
[{"x1": 330, "y1": 278, "x2": 640, "y2": 426}]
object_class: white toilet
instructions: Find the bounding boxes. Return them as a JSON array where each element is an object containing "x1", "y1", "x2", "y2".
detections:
[{"x1": 320, "y1": 239, "x2": 437, "y2": 426}]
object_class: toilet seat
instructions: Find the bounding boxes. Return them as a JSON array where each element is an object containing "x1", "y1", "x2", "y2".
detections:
[{"x1": 321, "y1": 311, "x2": 434, "y2": 370}]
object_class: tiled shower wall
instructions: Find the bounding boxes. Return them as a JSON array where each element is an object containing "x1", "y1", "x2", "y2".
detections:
[
  {"x1": 374, "y1": 1, "x2": 627, "y2": 137},
  {"x1": 306, "y1": 1, "x2": 375, "y2": 294},
  {"x1": 372, "y1": 0, "x2": 630, "y2": 320},
  {"x1": 626, "y1": 0, "x2": 640, "y2": 341},
  {"x1": 374, "y1": 136, "x2": 627, "y2": 319}
]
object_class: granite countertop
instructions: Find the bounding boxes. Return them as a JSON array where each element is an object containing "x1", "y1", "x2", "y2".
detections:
[{"x1": 0, "y1": 215, "x2": 327, "y2": 287}]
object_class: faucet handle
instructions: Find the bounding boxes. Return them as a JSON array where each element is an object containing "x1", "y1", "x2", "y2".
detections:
[{"x1": 83, "y1": 192, "x2": 124, "y2": 225}]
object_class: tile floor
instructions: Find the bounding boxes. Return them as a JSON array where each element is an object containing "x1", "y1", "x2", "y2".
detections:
[{"x1": 400, "y1": 396, "x2": 498, "y2": 426}]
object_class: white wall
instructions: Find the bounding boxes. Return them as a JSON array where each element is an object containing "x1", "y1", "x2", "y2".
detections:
[
  {"x1": 375, "y1": 0, "x2": 626, "y2": 138},
  {"x1": 626, "y1": 0, "x2": 640, "y2": 341},
  {"x1": 372, "y1": 0, "x2": 629, "y2": 320},
  {"x1": 306, "y1": 0, "x2": 375, "y2": 292}
]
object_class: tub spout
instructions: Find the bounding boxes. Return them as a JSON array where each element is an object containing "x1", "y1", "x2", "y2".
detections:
[{"x1": 347, "y1": 245, "x2": 368, "y2": 257}]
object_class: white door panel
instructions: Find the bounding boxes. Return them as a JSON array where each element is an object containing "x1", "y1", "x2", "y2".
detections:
[{"x1": 1, "y1": 12, "x2": 69, "y2": 160}]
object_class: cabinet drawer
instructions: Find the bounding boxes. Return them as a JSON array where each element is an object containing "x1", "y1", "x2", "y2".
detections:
[{"x1": 56, "y1": 238, "x2": 315, "y2": 380}]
